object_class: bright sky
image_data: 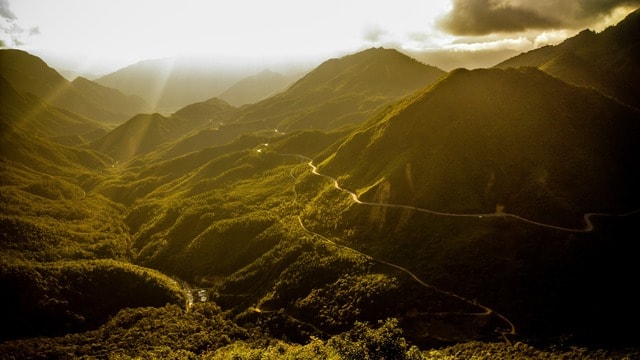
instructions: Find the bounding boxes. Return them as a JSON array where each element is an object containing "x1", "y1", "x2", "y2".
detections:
[{"x1": 1, "y1": 0, "x2": 638, "y2": 74}]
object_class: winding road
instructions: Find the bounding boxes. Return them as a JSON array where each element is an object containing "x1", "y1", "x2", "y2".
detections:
[
  {"x1": 276, "y1": 150, "x2": 640, "y2": 341},
  {"x1": 281, "y1": 153, "x2": 518, "y2": 340},
  {"x1": 280, "y1": 153, "x2": 639, "y2": 233}
]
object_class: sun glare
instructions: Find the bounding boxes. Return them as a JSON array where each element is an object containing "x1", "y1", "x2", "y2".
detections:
[{"x1": 8, "y1": 0, "x2": 452, "y2": 73}]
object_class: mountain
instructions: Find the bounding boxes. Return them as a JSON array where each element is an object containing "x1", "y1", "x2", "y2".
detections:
[
  {"x1": 495, "y1": 7, "x2": 640, "y2": 108},
  {"x1": 320, "y1": 67, "x2": 640, "y2": 225},
  {"x1": 0, "y1": 78, "x2": 111, "y2": 175},
  {"x1": 91, "y1": 98, "x2": 236, "y2": 162},
  {"x1": 58, "y1": 69, "x2": 99, "y2": 81},
  {"x1": 135, "y1": 47, "x2": 446, "y2": 161},
  {"x1": 71, "y1": 76, "x2": 152, "y2": 117},
  {"x1": 0, "y1": 50, "x2": 151, "y2": 123},
  {"x1": 312, "y1": 67, "x2": 640, "y2": 342},
  {"x1": 3, "y1": 27, "x2": 640, "y2": 357},
  {"x1": 218, "y1": 69, "x2": 295, "y2": 106},
  {"x1": 95, "y1": 58, "x2": 256, "y2": 112},
  {"x1": 0, "y1": 75, "x2": 107, "y2": 143},
  {"x1": 0, "y1": 69, "x2": 184, "y2": 342},
  {"x1": 234, "y1": 47, "x2": 447, "y2": 132}
]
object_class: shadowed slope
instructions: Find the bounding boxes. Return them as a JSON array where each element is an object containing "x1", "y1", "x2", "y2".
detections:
[{"x1": 320, "y1": 67, "x2": 640, "y2": 227}]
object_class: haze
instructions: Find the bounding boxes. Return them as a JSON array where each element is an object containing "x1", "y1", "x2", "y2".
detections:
[{"x1": 2, "y1": 0, "x2": 637, "y2": 75}]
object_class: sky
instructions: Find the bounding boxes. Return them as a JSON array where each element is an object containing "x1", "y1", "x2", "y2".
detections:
[{"x1": 1, "y1": 0, "x2": 639, "y2": 75}]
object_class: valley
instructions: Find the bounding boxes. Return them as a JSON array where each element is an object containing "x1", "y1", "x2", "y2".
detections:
[{"x1": 1, "y1": 7, "x2": 640, "y2": 359}]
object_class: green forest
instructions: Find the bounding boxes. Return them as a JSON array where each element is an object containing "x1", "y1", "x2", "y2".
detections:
[{"x1": 1, "y1": 7, "x2": 640, "y2": 359}]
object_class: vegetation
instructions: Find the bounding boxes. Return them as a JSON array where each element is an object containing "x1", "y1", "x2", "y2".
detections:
[
  {"x1": 2, "y1": 16, "x2": 640, "y2": 358},
  {"x1": 0, "y1": 258, "x2": 184, "y2": 340}
]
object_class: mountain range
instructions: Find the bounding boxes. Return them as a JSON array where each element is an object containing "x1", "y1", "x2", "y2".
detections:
[
  {"x1": 495, "y1": 8, "x2": 640, "y2": 109},
  {"x1": 1, "y1": 7, "x2": 639, "y2": 359},
  {"x1": 94, "y1": 57, "x2": 312, "y2": 112}
]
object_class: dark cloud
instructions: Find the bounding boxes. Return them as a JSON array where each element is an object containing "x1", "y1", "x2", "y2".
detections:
[
  {"x1": 438, "y1": 0, "x2": 640, "y2": 35},
  {"x1": 0, "y1": 0, "x2": 16, "y2": 20}
]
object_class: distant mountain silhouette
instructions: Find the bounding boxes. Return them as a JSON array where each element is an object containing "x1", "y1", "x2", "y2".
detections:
[
  {"x1": 0, "y1": 50, "x2": 151, "y2": 123},
  {"x1": 71, "y1": 77, "x2": 152, "y2": 117},
  {"x1": 495, "y1": 7, "x2": 640, "y2": 109},
  {"x1": 218, "y1": 70, "x2": 295, "y2": 106},
  {"x1": 95, "y1": 58, "x2": 265, "y2": 112},
  {"x1": 320, "y1": 67, "x2": 640, "y2": 226}
]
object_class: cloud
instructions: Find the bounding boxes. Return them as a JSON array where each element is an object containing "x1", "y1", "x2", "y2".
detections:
[
  {"x1": 0, "y1": 0, "x2": 16, "y2": 20},
  {"x1": 444, "y1": 37, "x2": 533, "y2": 52},
  {"x1": 362, "y1": 25, "x2": 388, "y2": 44},
  {"x1": 438, "y1": 0, "x2": 640, "y2": 35},
  {"x1": 0, "y1": 0, "x2": 39, "y2": 47}
]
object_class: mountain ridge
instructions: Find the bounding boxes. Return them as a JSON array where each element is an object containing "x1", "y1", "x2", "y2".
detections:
[
  {"x1": 233, "y1": 47, "x2": 447, "y2": 132},
  {"x1": 0, "y1": 49, "x2": 151, "y2": 123},
  {"x1": 495, "y1": 7, "x2": 640, "y2": 108},
  {"x1": 218, "y1": 69, "x2": 295, "y2": 106}
]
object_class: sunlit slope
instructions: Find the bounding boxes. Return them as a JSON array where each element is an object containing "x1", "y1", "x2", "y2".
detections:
[
  {"x1": 234, "y1": 47, "x2": 446, "y2": 131},
  {"x1": 218, "y1": 69, "x2": 294, "y2": 106},
  {"x1": 319, "y1": 67, "x2": 640, "y2": 227},
  {"x1": 71, "y1": 76, "x2": 152, "y2": 117},
  {"x1": 0, "y1": 79, "x2": 185, "y2": 342},
  {"x1": 495, "y1": 7, "x2": 640, "y2": 108},
  {"x1": 0, "y1": 118, "x2": 110, "y2": 177},
  {"x1": 90, "y1": 98, "x2": 236, "y2": 162},
  {"x1": 0, "y1": 76, "x2": 107, "y2": 143},
  {"x1": 0, "y1": 82, "x2": 127, "y2": 261},
  {"x1": 0, "y1": 49, "x2": 151, "y2": 123}
]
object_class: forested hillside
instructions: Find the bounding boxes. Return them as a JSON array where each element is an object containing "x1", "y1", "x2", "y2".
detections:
[{"x1": 1, "y1": 10, "x2": 640, "y2": 357}]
